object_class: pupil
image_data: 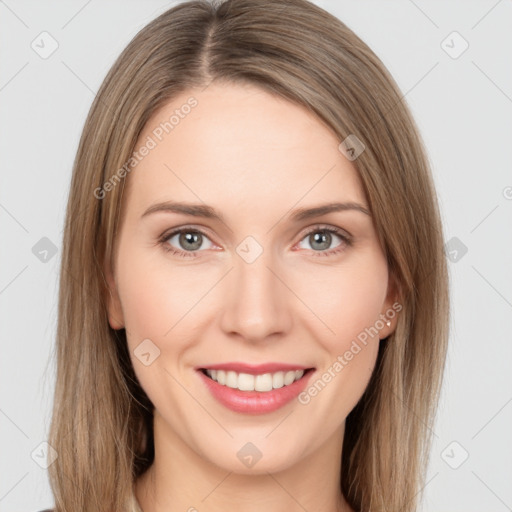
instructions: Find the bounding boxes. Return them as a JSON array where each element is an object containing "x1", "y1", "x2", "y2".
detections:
[
  {"x1": 311, "y1": 231, "x2": 330, "y2": 251},
  {"x1": 180, "y1": 232, "x2": 202, "y2": 251}
]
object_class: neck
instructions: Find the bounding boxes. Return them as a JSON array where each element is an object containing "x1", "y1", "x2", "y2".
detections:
[{"x1": 135, "y1": 412, "x2": 353, "y2": 512}]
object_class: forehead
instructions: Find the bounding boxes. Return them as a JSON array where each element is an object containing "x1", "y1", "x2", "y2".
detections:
[{"x1": 123, "y1": 82, "x2": 366, "y2": 218}]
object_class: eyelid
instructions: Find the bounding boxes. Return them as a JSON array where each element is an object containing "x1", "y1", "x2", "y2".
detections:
[{"x1": 299, "y1": 224, "x2": 352, "y2": 242}]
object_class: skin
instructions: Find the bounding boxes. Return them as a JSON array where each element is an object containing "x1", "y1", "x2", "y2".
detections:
[{"x1": 105, "y1": 82, "x2": 397, "y2": 512}]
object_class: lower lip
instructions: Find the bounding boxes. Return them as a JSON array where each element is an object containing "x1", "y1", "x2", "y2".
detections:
[{"x1": 197, "y1": 369, "x2": 315, "y2": 414}]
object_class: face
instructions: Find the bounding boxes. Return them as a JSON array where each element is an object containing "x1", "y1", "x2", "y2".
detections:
[{"x1": 105, "y1": 82, "x2": 397, "y2": 474}]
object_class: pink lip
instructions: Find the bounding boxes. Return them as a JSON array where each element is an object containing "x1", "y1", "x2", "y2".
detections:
[
  {"x1": 197, "y1": 367, "x2": 315, "y2": 415},
  {"x1": 197, "y1": 362, "x2": 311, "y2": 375}
]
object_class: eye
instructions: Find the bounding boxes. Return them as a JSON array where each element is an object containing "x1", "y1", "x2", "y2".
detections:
[
  {"x1": 159, "y1": 228, "x2": 215, "y2": 258},
  {"x1": 296, "y1": 226, "x2": 352, "y2": 257},
  {"x1": 159, "y1": 225, "x2": 352, "y2": 259}
]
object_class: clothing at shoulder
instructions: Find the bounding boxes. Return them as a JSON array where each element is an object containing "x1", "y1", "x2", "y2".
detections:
[{"x1": 37, "y1": 509, "x2": 53, "y2": 512}]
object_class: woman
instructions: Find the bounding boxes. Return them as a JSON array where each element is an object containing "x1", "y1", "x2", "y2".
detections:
[{"x1": 45, "y1": 0, "x2": 449, "y2": 511}]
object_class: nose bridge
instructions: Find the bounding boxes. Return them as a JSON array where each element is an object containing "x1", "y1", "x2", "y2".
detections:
[{"x1": 219, "y1": 242, "x2": 292, "y2": 341}]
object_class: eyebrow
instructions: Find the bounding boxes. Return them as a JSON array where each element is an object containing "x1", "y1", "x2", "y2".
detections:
[{"x1": 141, "y1": 200, "x2": 371, "y2": 222}]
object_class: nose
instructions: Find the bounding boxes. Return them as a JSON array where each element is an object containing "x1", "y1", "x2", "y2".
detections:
[{"x1": 219, "y1": 246, "x2": 293, "y2": 343}]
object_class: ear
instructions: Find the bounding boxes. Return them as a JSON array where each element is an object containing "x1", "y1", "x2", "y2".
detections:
[
  {"x1": 103, "y1": 254, "x2": 125, "y2": 330},
  {"x1": 378, "y1": 269, "x2": 401, "y2": 340}
]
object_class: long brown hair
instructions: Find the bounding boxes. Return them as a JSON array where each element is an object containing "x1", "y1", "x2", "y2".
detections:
[{"x1": 48, "y1": 1, "x2": 449, "y2": 510}]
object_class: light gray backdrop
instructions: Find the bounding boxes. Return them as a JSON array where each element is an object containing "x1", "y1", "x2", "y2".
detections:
[{"x1": 1, "y1": 1, "x2": 511, "y2": 511}]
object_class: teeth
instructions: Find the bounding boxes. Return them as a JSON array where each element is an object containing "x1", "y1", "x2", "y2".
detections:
[
  {"x1": 238, "y1": 373, "x2": 255, "y2": 391},
  {"x1": 255, "y1": 373, "x2": 273, "y2": 392},
  {"x1": 284, "y1": 370, "x2": 296, "y2": 386},
  {"x1": 272, "y1": 372, "x2": 284, "y2": 389},
  {"x1": 204, "y1": 368, "x2": 305, "y2": 392},
  {"x1": 226, "y1": 371, "x2": 238, "y2": 388}
]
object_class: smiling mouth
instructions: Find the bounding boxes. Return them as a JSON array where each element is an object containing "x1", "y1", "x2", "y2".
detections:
[{"x1": 199, "y1": 368, "x2": 315, "y2": 392}]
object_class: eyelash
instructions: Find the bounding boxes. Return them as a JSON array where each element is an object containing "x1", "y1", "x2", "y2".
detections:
[{"x1": 158, "y1": 225, "x2": 352, "y2": 259}]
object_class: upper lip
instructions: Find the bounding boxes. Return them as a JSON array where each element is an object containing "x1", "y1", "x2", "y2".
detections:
[{"x1": 197, "y1": 362, "x2": 314, "y2": 375}]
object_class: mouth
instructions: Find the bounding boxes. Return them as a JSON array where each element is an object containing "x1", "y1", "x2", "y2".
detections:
[{"x1": 196, "y1": 364, "x2": 316, "y2": 414}]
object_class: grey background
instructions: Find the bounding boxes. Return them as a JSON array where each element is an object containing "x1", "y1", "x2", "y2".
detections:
[{"x1": 1, "y1": 1, "x2": 511, "y2": 511}]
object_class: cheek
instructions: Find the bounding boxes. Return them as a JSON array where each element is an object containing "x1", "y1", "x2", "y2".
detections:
[
  {"x1": 297, "y1": 253, "x2": 389, "y2": 350},
  {"x1": 116, "y1": 244, "x2": 212, "y2": 343},
  {"x1": 294, "y1": 259, "x2": 387, "y2": 417},
  {"x1": 115, "y1": 247, "x2": 208, "y2": 407}
]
